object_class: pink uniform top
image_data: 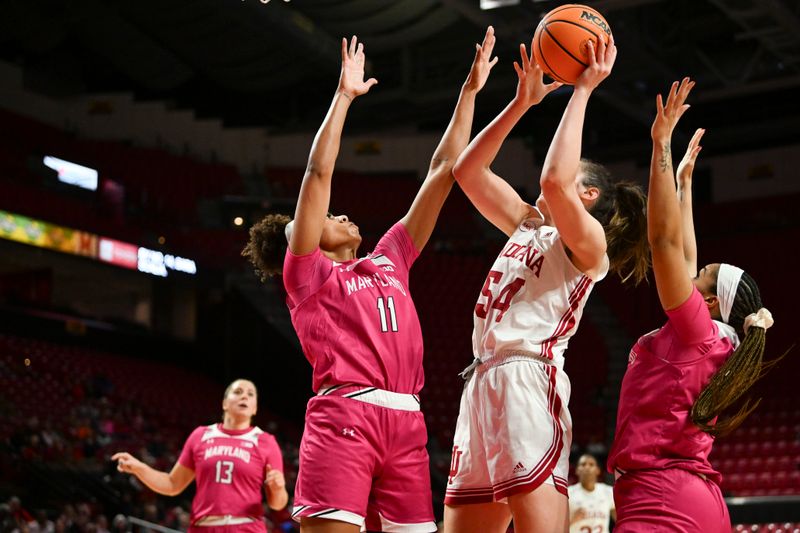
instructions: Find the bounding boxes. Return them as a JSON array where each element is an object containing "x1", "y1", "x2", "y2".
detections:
[
  {"x1": 608, "y1": 287, "x2": 734, "y2": 484},
  {"x1": 283, "y1": 222, "x2": 423, "y2": 394},
  {"x1": 178, "y1": 424, "x2": 284, "y2": 522}
]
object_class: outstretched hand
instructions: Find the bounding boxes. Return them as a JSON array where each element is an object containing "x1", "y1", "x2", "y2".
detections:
[
  {"x1": 513, "y1": 38, "x2": 562, "y2": 108},
  {"x1": 464, "y1": 26, "x2": 499, "y2": 92},
  {"x1": 112, "y1": 452, "x2": 144, "y2": 475},
  {"x1": 338, "y1": 36, "x2": 378, "y2": 100},
  {"x1": 677, "y1": 127, "x2": 705, "y2": 184},
  {"x1": 652, "y1": 77, "x2": 695, "y2": 141},
  {"x1": 574, "y1": 35, "x2": 616, "y2": 93}
]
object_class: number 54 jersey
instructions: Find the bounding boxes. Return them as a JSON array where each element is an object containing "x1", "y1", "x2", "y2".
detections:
[
  {"x1": 473, "y1": 217, "x2": 607, "y2": 370},
  {"x1": 178, "y1": 424, "x2": 284, "y2": 522},
  {"x1": 283, "y1": 222, "x2": 424, "y2": 394}
]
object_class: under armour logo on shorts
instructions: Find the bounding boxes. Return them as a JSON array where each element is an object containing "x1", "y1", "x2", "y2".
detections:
[{"x1": 341, "y1": 427, "x2": 356, "y2": 437}]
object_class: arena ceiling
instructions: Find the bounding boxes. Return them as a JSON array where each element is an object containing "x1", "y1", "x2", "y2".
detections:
[{"x1": 1, "y1": 0, "x2": 799, "y2": 161}]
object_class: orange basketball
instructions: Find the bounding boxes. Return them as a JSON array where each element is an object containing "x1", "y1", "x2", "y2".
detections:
[{"x1": 532, "y1": 4, "x2": 612, "y2": 85}]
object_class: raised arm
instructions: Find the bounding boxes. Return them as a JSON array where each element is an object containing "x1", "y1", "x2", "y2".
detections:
[
  {"x1": 112, "y1": 452, "x2": 194, "y2": 497},
  {"x1": 400, "y1": 27, "x2": 498, "y2": 251},
  {"x1": 676, "y1": 127, "x2": 705, "y2": 277},
  {"x1": 289, "y1": 36, "x2": 377, "y2": 255},
  {"x1": 538, "y1": 38, "x2": 615, "y2": 273},
  {"x1": 452, "y1": 38, "x2": 562, "y2": 236},
  {"x1": 648, "y1": 78, "x2": 696, "y2": 311}
]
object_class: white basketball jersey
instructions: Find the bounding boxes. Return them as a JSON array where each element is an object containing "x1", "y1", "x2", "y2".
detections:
[
  {"x1": 568, "y1": 482, "x2": 615, "y2": 533},
  {"x1": 472, "y1": 216, "x2": 607, "y2": 369}
]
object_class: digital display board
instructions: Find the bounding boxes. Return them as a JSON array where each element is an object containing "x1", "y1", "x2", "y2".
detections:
[
  {"x1": 0, "y1": 210, "x2": 97, "y2": 257},
  {"x1": 0, "y1": 210, "x2": 197, "y2": 277},
  {"x1": 44, "y1": 156, "x2": 99, "y2": 191}
]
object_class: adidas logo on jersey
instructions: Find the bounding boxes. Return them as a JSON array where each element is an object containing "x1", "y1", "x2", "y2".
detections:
[{"x1": 513, "y1": 462, "x2": 526, "y2": 474}]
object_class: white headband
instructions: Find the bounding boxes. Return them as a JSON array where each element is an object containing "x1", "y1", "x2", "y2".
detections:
[
  {"x1": 717, "y1": 263, "x2": 744, "y2": 324},
  {"x1": 284, "y1": 220, "x2": 294, "y2": 243}
]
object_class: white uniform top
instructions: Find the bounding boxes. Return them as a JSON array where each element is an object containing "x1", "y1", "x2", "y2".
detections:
[
  {"x1": 472, "y1": 216, "x2": 608, "y2": 370},
  {"x1": 568, "y1": 482, "x2": 615, "y2": 533}
]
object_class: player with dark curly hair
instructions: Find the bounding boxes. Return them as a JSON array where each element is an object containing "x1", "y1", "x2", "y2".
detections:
[
  {"x1": 243, "y1": 29, "x2": 499, "y2": 533},
  {"x1": 242, "y1": 213, "x2": 292, "y2": 280}
]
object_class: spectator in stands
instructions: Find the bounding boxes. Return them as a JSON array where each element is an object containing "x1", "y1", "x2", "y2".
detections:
[
  {"x1": 445, "y1": 34, "x2": 648, "y2": 533},
  {"x1": 110, "y1": 515, "x2": 129, "y2": 533},
  {"x1": 242, "y1": 28, "x2": 498, "y2": 533},
  {"x1": 8, "y1": 497, "x2": 33, "y2": 531},
  {"x1": 27, "y1": 511, "x2": 54, "y2": 533},
  {"x1": 585, "y1": 434, "x2": 608, "y2": 467},
  {"x1": 112, "y1": 378, "x2": 287, "y2": 532},
  {"x1": 568, "y1": 454, "x2": 615, "y2": 533},
  {"x1": 94, "y1": 515, "x2": 109, "y2": 533},
  {"x1": 0, "y1": 504, "x2": 13, "y2": 533},
  {"x1": 608, "y1": 78, "x2": 777, "y2": 532}
]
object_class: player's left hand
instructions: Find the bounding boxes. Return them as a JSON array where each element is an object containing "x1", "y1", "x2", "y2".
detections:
[
  {"x1": 574, "y1": 34, "x2": 616, "y2": 93},
  {"x1": 464, "y1": 26, "x2": 499, "y2": 93},
  {"x1": 264, "y1": 464, "x2": 286, "y2": 492},
  {"x1": 677, "y1": 127, "x2": 705, "y2": 184},
  {"x1": 513, "y1": 38, "x2": 562, "y2": 108}
]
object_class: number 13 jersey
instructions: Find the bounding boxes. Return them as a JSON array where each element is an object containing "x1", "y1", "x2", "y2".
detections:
[
  {"x1": 178, "y1": 424, "x2": 284, "y2": 523},
  {"x1": 473, "y1": 216, "x2": 608, "y2": 370}
]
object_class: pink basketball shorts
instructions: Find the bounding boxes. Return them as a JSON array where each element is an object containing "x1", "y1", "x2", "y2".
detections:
[{"x1": 292, "y1": 385, "x2": 436, "y2": 532}]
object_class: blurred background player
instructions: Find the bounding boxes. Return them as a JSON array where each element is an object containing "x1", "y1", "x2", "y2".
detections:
[
  {"x1": 242, "y1": 29, "x2": 497, "y2": 532},
  {"x1": 568, "y1": 454, "x2": 615, "y2": 533},
  {"x1": 607, "y1": 78, "x2": 777, "y2": 532},
  {"x1": 444, "y1": 35, "x2": 649, "y2": 533},
  {"x1": 112, "y1": 379, "x2": 287, "y2": 532}
]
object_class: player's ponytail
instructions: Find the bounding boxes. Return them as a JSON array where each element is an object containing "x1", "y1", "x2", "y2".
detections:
[
  {"x1": 242, "y1": 214, "x2": 292, "y2": 281},
  {"x1": 691, "y1": 271, "x2": 783, "y2": 437},
  {"x1": 580, "y1": 160, "x2": 649, "y2": 285}
]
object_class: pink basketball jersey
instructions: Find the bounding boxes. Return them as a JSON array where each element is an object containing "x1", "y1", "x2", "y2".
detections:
[
  {"x1": 608, "y1": 287, "x2": 735, "y2": 483},
  {"x1": 178, "y1": 424, "x2": 284, "y2": 522},
  {"x1": 472, "y1": 217, "x2": 606, "y2": 369},
  {"x1": 283, "y1": 222, "x2": 424, "y2": 393}
]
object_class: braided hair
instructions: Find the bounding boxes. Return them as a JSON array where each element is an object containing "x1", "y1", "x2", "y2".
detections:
[{"x1": 691, "y1": 271, "x2": 779, "y2": 437}]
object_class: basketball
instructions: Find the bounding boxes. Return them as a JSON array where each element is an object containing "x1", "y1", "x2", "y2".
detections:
[{"x1": 533, "y1": 4, "x2": 612, "y2": 85}]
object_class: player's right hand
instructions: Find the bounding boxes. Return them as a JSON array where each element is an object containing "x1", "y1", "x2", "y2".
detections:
[
  {"x1": 464, "y1": 26, "x2": 499, "y2": 93},
  {"x1": 338, "y1": 36, "x2": 378, "y2": 100},
  {"x1": 651, "y1": 77, "x2": 695, "y2": 142},
  {"x1": 111, "y1": 452, "x2": 144, "y2": 475}
]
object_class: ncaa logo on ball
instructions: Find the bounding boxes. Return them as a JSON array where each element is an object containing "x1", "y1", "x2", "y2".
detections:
[{"x1": 580, "y1": 10, "x2": 612, "y2": 35}]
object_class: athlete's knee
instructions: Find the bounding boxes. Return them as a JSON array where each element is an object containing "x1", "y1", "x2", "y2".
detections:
[
  {"x1": 443, "y1": 503, "x2": 511, "y2": 533},
  {"x1": 299, "y1": 517, "x2": 360, "y2": 533}
]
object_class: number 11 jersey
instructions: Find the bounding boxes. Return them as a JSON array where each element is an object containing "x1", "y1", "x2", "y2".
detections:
[{"x1": 283, "y1": 222, "x2": 424, "y2": 394}]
